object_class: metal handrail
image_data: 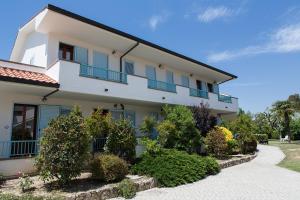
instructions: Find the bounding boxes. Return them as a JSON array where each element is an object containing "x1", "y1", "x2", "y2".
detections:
[
  {"x1": 147, "y1": 79, "x2": 176, "y2": 93},
  {"x1": 80, "y1": 64, "x2": 127, "y2": 84}
]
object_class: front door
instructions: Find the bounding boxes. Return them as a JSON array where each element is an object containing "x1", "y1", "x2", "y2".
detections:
[{"x1": 11, "y1": 104, "x2": 38, "y2": 156}]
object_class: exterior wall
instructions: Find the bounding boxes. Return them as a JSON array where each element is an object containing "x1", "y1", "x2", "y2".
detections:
[
  {"x1": 46, "y1": 33, "x2": 217, "y2": 87},
  {"x1": 18, "y1": 32, "x2": 48, "y2": 67},
  {"x1": 0, "y1": 91, "x2": 161, "y2": 144},
  {"x1": 47, "y1": 60, "x2": 238, "y2": 113},
  {"x1": 0, "y1": 158, "x2": 35, "y2": 177}
]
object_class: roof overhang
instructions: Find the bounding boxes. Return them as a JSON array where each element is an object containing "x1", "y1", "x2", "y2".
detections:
[{"x1": 11, "y1": 4, "x2": 237, "y2": 83}]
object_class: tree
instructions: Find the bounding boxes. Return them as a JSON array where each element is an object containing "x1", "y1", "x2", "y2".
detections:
[
  {"x1": 158, "y1": 105, "x2": 202, "y2": 153},
  {"x1": 139, "y1": 116, "x2": 157, "y2": 137},
  {"x1": 272, "y1": 100, "x2": 295, "y2": 143},
  {"x1": 190, "y1": 103, "x2": 217, "y2": 137},
  {"x1": 36, "y1": 106, "x2": 91, "y2": 185}
]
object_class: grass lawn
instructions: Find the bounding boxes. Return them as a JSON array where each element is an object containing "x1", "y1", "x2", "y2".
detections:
[{"x1": 269, "y1": 140, "x2": 300, "y2": 172}]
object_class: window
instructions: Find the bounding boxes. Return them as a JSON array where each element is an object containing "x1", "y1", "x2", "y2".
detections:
[
  {"x1": 196, "y1": 80, "x2": 202, "y2": 90},
  {"x1": 93, "y1": 51, "x2": 108, "y2": 68},
  {"x1": 181, "y1": 75, "x2": 189, "y2": 87},
  {"x1": 207, "y1": 83, "x2": 213, "y2": 93},
  {"x1": 12, "y1": 104, "x2": 37, "y2": 141},
  {"x1": 74, "y1": 46, "x2": 88, "y2": 65},
  {"x1": 124, "y1": 60, "x2": 134, "y2": 75},
  {"x1": 59, "y1": 43, "x2": 74, "y2": 61}
]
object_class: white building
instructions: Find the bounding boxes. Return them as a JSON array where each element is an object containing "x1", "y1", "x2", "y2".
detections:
[{"x1": 0, "y1": 4, "x2": 238, "y2": 176}]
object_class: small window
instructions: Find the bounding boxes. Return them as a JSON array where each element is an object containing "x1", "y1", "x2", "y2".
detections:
[
  {"x1": 196, "y1": 80, "x2": 202, "y2": 90},
  {"x1": 124, "y1": 60, "x2": 134, "y2": 75},
  {"x1": 181, "y1": 75, "x2": 189, "y2": 87},
  {"x1": 59, "y1": 43, "x2": 74, "y2": 61},
  {"x1": 207, "y1": 83, "x2": 213, "y2": 93}
]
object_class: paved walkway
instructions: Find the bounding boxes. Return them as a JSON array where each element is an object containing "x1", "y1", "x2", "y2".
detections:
[{"x1": 121, "y1": 145, "x2": 300, "y2": 200}]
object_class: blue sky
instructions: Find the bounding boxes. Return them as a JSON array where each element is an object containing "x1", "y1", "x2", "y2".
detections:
[{"x1": 0, "y1": 0, "x2": 300, "y2": 113}]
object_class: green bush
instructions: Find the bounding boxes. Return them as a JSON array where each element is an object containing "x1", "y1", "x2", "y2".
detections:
[
  {"x1": 117, "y1": 179, "x2": 136, "y2": 199},
  {"x1": 141, "y1": 137, "x2": 162, "y2": 156},
  {"x1": 254, "y1": 134, "x2": 268, "y2": 144},
  {"x1": 227, "y1": 139, "x2": 240, "y2": 155},
  {"x1": 139, "y1": 116, "x2": 157, "y2": 137},
  {"x1": 205, "y1": 128, "x2": 228, "y2": 158},
  {"x1": 105, "y1": 119, "x2": 137, "y2": 162},
  {"x1": 157, "y1": 105, "x2": 202, "y2": 153},
  {"x1": 131, "y1": 149, "x2": 220, "y2": 187},
  {"x1": 91, "y1": 154, "x2": 128, "y2": 182},
  {"x1": 85, "y1": 107, "x2": 113, "y2": 138},
  {"x1": 35, "y1": 106, "x2": 91, "y2": 185},
  {"x1": 238, "y1": 133, "x2": 257, "y2": 154}
]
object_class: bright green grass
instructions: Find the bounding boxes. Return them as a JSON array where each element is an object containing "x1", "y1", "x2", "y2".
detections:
[{"x1": 269, "y1": 140, "x2": 300, "y2": 172}]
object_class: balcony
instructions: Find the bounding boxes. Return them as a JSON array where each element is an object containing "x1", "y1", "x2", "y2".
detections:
[
  {"x1": 79, "y1": 64, "x2": 127, "y2": 84},
  {"x1": 46, "y1": 60, "x2": 238, "y2": 113},
  {"x1": 218, "y1": 94, "x2": 232, "y2": 103},
  {"x1": 189, "y1": 88, "x2": 208, "y2": 99},
  {"x1": 148, "y1": 79, "x2": 176, "y2": 93}
]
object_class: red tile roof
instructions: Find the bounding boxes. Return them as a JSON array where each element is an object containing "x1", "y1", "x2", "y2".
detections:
[{"x1": 0, "y1": 66, "x2": 59, "y2": 88}]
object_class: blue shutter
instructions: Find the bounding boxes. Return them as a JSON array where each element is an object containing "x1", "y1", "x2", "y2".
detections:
[
  {"x1": 93, "y1": 51, "x2": 108, "y2": 79},
  {"x1": 181, "y1": 75, "x2": 189, "y2": 87},
  {"x1": 125, "y1": 110, "x2": 136, "y2": 127},
  {"x1": 38, "y1": 105, "x2": 60, "y2": 139},
  {"x1": 145, "y1": 66, "x2": 156, "y2": 80},
  {"x1": 125, "y1": 61, "x2": 134, "y2": 75},
  {"x1": 74, "y1": 46, "x2": 88, "y2": 65},
  {"x1": 202, "y1": 81, "x2": 208, "y2": 92},
  {"x1": 213, "y1": 84, "x2": 219, "y2": 94},
  {"x1": 166, "y1": 70, "x2": 174, "y2": 84},
  {"x1": 93, "y1": 51, "x2": 108, "y2": 68}
]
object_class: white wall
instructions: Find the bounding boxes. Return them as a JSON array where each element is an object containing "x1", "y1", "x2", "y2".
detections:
[
  {"x1": 51, "y1": 60, "x2": 238, "y2": 113},
  {"x1": 0, "y1": 91, "x2": 161, "y2": 144},
  {"x1": 18, "y1": 32, "x2": 48, "y2": 67}
]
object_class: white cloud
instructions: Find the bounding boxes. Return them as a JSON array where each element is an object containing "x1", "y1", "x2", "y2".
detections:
[
  {"x1": 197, "y1": 6, "x2": 233, "y2": 23},
  {"x1": 208, "y1": 23, "x2": 300, "y2": 62},
  {"x1": 148, "y1": 11, "x2": 170, "y2": 31}
]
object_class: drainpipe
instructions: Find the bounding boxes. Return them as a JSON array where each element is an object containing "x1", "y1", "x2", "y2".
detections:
[
  {"x1": 120, "y1": 42, "x2": 139, "y2": 72},
  {"x1": 42, "y1": 88, "x2": 59, "y2": 102}
]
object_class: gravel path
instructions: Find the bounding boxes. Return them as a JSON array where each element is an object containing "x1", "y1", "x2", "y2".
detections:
[{"x1": 117, "y1": 145, "x2": 300, "y2": 200}]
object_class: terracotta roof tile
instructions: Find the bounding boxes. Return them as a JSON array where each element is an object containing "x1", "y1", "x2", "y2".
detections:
[{"x1": 0, "y1": 66, "x2": 59, "y2": 87}]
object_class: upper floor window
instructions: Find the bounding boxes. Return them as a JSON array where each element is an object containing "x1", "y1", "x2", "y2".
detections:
[
  {"x1": 124, "y1": 60, "x2": 134, "y2": 75},
  {"x1": 207, "y1": 83, "x2": 213, "y2": 93},
  {"x1": 196, "y1": 80, "x2": 202, "y2": 90},
  {"x1": 145, "y1": 65, "x2": 156, "y2": 80},
  {"x1": 181, "y1": 75, "x2": 189, "y2": 87},
  {"x1": 59, "y1": 43, "x2": 74, "y2": 61}
]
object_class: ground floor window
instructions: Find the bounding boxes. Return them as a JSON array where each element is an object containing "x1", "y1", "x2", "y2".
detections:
[{"x1": 12, "y1": 104, "x2": 38, "y2": 141}]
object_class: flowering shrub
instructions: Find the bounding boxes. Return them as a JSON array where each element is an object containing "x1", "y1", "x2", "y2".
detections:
[
  {"x1": 18, "y1": 173, "x2": 33, "y2": 192},
  {"x1": 216, "y1": 126, "x2": 233, "y2": 141}
]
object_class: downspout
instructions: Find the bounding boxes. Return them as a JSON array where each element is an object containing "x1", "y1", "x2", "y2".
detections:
[
  {"x1": 42, "y1": 88, "x2": 59, "y2": 102},
  {"x1": 120, "y1": 42, "x2": 139, "y2": 72}
]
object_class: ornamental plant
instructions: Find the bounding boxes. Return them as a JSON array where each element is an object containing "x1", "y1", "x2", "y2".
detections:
[
  {"x1": 205, "y1": 128, "x2": 228, "y2": 158},
  {"x1": 35, "y1": 106, "x2": 91, "y2": 186},
  {"x1": 157, "y1": 105, "x2": 202, "y2": 153},
  {"x1": 117, "y1": 179, "x2": 137, "y2": 199},
  {"x1": 105, "y1": 119, "x2": 137, "y2": 162},
  {"x1": 216, "y1": 126, "x2": 233, "y2": 141},
  {"x1": 18, "y1": 173, "x2": 33, "y2": 192}
]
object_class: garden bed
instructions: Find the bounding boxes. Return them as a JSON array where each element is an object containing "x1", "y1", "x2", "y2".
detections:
[{"x1": 0, "y1": 173, "x2": 156, "y2": 200}]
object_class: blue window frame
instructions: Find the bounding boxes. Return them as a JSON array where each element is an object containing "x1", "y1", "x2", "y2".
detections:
[
  {"x1": 124, "y1": 60, "x2": 134, "y2": 75},
  {"x1": 181, "y1": 75, "x2": 189, "y2": 87},
  {"x1": 145, "y1": 65, "x2": 156, "y2": 80},
  {"x1": 166, "y1": 70, "x2": 174, "y2": 84}
]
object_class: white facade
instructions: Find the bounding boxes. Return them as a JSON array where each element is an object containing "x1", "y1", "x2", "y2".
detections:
[{"x1": 0, "y1": 5, "x2": 239, "y2": 176}]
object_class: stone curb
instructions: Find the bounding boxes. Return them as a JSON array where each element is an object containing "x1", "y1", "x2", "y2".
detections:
[
  {"x1": 64, "y1": 176, "x2": 157, "y2": 200},
  {"x1": 218, "y1": 153, "x2": 257, "y2": 169}
]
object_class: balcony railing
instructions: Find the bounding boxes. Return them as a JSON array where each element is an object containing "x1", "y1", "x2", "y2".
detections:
[
  {"x1": 0, "y1": 140, "x2": 39, "y2": 158},
  {"x1": 80, "y1": 64, "x2": 127, "y2": 84},
  {"x1": 218, "y1": 94, "x2": 232, "y2": 103},
  {"x1": 93, "y1": 137, "x2": 107, "y2": 153},
  {"x1": 148, "y1": 79, "x2": 176, "y2": 93},
  {"x1": 189, "y1": 88, "x2": 209, "y2": 99}
]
